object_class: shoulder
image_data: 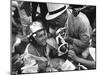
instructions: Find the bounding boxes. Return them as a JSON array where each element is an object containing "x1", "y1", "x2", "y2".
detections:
[
  {"x1": 68, "y1": 10, "x2": 90, "y2": 27},
  {"x1": 70, "y1": 12, "x2": 92, "y2": 34},
  {"x1": 26, "y1": 43, "x2": 38, "y2": 56},
  {"x1": 78, "y1": 13, "x2": 92, "y2": 35},
  {"x1": 78, "y1": 12, "x2": 90, "y2": 26}
]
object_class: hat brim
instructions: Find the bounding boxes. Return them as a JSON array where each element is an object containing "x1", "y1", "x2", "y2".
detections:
[{"x1": 46, "y1": 5, "x2": 68, "y2": 20}]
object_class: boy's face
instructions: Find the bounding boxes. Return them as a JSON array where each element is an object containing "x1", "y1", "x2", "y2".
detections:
[{"x1": 34, "y1": 30, "x2": 47, "y2": 46}]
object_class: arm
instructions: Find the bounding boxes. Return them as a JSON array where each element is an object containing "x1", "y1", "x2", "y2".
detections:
[
  {"x1": 75, "y1": 56, "x2": 96, "y2": 69},
  {"x1": 27, "y1": 44, "x2": 47, "y2": 62},
  {"x1": 65, "y1": 33, "x2": 90, "y2": 54},
  {"x1": 68, "y1": 50, "x2": 96, "y2": 69},
  {"x1": 72, "y1": 33, "x2": 90, "y2": 53},
  {"x1": 28, "y1": 54, "x2": 47, "y2": 62},
  {"x1": 65, "y1": 20, "x2": 92, "y2": 54}
]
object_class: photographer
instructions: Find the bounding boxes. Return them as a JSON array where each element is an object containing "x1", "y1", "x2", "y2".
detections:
[{"x1": 46, "y1": 3, "x2": 92, "y2": 55}]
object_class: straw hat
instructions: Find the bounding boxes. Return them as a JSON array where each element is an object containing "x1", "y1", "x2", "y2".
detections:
[
  {"x1": 30, "y1": 21, "x2": 43, "y2": 34},
  {"x1": 46, "y1": 3, "x2": 69, "y2": 20}
]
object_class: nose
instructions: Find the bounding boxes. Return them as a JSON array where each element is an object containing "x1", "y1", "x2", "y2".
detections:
[{"x1": 40, "y1": 35, "x2": 47, "y2": 41}]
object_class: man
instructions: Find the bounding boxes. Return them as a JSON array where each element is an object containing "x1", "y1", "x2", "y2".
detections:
[
  {"x1": 21, "y1": 20, "x2": 48, "y2": 73},
  {"x1": 68, "y1": 31, "x2": 96, "y2": 69},
  {"x1": 46, "y1": 3, "x2": 92, "y2": 55}
]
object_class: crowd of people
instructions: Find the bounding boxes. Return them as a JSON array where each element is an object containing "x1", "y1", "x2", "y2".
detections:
[{"x1": 11, "y1": 0, "x2": 96, "y2": 74}]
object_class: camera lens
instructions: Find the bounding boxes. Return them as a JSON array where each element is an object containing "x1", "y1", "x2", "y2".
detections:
[{"x1": 60, "y1": 44, "x2": 68, "y2": 53}]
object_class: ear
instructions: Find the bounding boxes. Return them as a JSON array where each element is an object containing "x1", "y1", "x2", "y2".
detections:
[{"x1": 49, "y1": 27, "x2": 56, "y2": 35}]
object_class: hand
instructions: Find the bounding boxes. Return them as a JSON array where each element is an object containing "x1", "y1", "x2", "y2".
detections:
[
  {"x1": 64, "y1": 36, "x2": 73, "y2": 44},
  {"x1": 68, "y1": 50, "x2": 78, "y2": 61}
]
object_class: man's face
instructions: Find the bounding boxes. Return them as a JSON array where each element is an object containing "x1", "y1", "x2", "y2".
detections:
[
  {"x1": 48, "y1": 10, "x2": 68, "y2": 34},
  {"x1": 33, "y1": 30, "x2": 47, "y2": 46}
]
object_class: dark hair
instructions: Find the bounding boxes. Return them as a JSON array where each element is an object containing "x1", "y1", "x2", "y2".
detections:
[{"x1": 28, "y1": 34, "x2": 37, "y2": 45}]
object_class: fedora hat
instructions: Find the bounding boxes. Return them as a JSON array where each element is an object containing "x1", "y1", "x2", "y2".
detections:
[{"x1": 46, "y1": 3, "x2": 69, "y2": 20}]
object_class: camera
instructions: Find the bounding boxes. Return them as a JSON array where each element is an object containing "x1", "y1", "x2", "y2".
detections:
[{"x1": 56, "y1": 31, "x2": 69, "y2": 56}]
